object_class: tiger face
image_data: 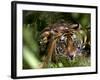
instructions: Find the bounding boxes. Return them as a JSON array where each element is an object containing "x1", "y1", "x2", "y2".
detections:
[{"x1": 55, "y1": 33, "x2": 78, "y2": 60}]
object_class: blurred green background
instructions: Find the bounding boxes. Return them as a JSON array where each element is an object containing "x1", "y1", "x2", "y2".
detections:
[{"x1": 23, "y1": 11, "x2": 90, "y2": 69}]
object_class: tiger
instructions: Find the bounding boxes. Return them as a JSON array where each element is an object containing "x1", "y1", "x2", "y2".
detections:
[{"x1": 39, "y1": 20, "x2": 90, "y2": 67}]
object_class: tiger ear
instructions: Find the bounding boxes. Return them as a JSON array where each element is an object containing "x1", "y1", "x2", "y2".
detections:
[{"x1": 70, "y1": 23, "x2": 81, "y2": 30}]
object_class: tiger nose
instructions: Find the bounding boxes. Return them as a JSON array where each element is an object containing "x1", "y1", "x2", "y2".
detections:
[
  {"x1": 69, "y1": 55, "x2": 74, "y2": 60},
  {"x1": 68, "y1": 54, "x2": 75, "y2": 60}
]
